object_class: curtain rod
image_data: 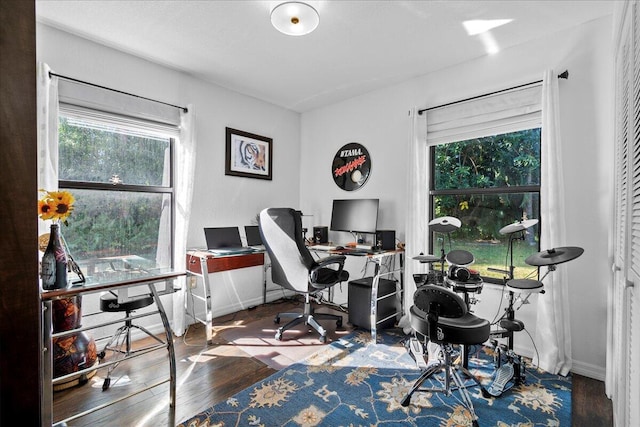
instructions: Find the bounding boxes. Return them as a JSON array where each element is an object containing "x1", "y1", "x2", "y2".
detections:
[
  {"x1": 418, "y1": 70, "x2": 569, "y2": 115},
  {"x1": 48, "y1": 71, "x2": 188, "y2": 113}
]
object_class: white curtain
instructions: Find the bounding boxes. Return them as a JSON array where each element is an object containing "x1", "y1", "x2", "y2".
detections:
[
  {"x1": 172, "y1": 105, "x2": 197, "y2": 336},
  {"x1": 535, "y1": 69, "x2": 572, "y2": 376},
  {"x1": 36, "y1": 62, "x2": 59, "y2": 235},
  {"x1": 399, "y1": 107, "x2": 428, "y2": 332}
]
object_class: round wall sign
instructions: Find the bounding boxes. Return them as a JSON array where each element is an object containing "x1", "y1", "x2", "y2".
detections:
[{"x1": 332, "y1": 142, "x2": 372, "y2": 191}]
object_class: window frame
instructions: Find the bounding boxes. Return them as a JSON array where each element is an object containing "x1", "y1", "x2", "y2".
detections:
[
  {"x1": 428, "y1": 131, "x2": 541, "y2": 285},
  {"x1": 57, "y1": 108, "x2": 177, "y2": 271}
]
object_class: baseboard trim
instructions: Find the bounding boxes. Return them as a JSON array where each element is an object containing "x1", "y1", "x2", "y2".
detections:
[{"x1": 571, "y1": 360, "x2": 606, "y2": 381}]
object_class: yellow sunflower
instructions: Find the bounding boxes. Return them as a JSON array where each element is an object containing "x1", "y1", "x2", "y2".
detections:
[
  {"x1": 38, "y1": 198, "x2": 56, "y2": 220},
  {"x1": 38, "y1": 189, "x2": 75, "y2": 223}
]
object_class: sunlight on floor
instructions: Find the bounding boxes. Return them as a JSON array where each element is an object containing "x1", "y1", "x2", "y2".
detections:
[{"x1": 136, "y1": 345, "x2": 227, "y2": 426}]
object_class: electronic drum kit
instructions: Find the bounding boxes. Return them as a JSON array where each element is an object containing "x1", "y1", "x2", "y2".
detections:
[{"x1": 410, "y1": 215, "x2": 585, "y2": 397}]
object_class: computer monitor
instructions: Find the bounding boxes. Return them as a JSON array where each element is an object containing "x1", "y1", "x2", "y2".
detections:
[
  {"x1": 244, "y1": 225, "x2": 263, "y2": 246},
  {"x1": 330, "y1": 198, "x2": 379, "y2": 234}
]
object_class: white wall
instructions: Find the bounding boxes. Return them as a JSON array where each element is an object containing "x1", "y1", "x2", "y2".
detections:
[
  {"x1": 299, "y1": 17, "x2": 613, "y2": 380},
  {"x1": 37, "y1": 24, "x2": 301, "y2": 335}
]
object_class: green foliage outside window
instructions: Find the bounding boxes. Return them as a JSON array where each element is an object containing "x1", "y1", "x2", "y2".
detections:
[
  {"x1": 431, "y1": 129, "x2": 541, "y2": 281},
  {"x1": 58, "y1": 117, "x2": 168, "y2": 186},
  {"x1": 58, "y1": 116, "x2": 172, "y2": 272}
]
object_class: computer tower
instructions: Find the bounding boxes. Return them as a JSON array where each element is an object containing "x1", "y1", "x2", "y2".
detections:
[
  {"x1": 375, "y1": 230, "x2": 395, "y2": 251},
  {"x1": 313, "y1": 226, "x2": 328, "y2": 244},
  {"x1": 348, "y1": 277, "x2": 397, "y2": 330}
]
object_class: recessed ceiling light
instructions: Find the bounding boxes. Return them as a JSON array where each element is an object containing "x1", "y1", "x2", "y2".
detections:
[
  {"x1": 463, "y1": 19, "x2": 513, "y2": 36},
  {"x1": 271, "y1": 2, "x2": 319, "y2": 36}
]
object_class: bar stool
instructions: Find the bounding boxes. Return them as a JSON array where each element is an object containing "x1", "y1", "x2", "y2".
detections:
[{"x1": 98, "y1": 292, "x2": 163, "y2": 390}]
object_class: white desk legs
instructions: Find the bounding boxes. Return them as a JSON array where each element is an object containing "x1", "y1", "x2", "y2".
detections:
[
  {"x1": 194, "y1": 256, "x2": 214, "y2": 343},
  {"x1": 369, "y1": 252, "x2": 404, "y2": 343},
  {"x1": 369, "y1": 262, "x2": 381, "y2": 342}
]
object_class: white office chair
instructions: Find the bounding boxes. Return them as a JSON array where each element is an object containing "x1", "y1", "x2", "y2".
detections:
[{"x1": 259, "y1": 207, "x2": 349, "y2": 343}]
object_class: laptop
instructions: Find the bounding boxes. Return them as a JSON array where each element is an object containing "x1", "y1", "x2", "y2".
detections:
[
  {"x1": 244, "y1": 225, "x2": 264, "y2": 249},
  {"x1": 204, "y1": 227, "x2": 256, "y2": 255}
]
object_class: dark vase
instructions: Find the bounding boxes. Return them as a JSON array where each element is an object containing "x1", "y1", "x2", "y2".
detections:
[
  {"x1": 41, "y1": 223, "x2": 68, "y2": 290},
  {"x1": 52, "y1": 331, "x2": 98, "y2": 381},
  {"x1": 51, "y1": 296, "x2": 98, "y2": 388}
]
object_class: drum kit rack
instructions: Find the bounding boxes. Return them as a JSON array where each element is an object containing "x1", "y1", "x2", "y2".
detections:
[{"x1": 410, "y1": 216, "x2": 584, "y2": 397}]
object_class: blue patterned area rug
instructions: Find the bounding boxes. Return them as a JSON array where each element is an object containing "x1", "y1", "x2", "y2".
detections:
[{"x1": 178, "y1": 329, "x2": 571, "y2": 427}]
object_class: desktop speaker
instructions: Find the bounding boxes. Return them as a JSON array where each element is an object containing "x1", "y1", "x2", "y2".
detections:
[
  {"x1": 313, "y1": 226, "x2": 328, "y2": 244},
  {"x1": 375, "y1": 230, "x2": 395, "y2": 251}
]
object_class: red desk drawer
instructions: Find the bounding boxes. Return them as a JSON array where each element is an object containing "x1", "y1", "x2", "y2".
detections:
[{"x1": 186, "y1": 251, "x2": 264, "y2": 275}]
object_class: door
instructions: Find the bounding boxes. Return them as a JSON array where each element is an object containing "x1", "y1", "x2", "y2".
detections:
[{"x1": 610, "y1": 2, "x2": 640, "y2": 426}]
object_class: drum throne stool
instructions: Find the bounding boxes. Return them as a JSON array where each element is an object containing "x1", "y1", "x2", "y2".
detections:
[
  {"x1": 97, "y1": 292, "x2": 164, "y2": 390},
  {"x1": 402, "y1": 284, "x2": 491, "y2": 427}
]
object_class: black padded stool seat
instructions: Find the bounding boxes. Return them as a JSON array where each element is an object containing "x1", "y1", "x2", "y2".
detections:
[
  {"x1": 410, "y1": 305, "x2": 490, "y2": 345},
  {"x1": 411, "y1": 285, "x2": 490, "y2": 345},
  {"x1": 100, "y1": 293, "x2": 154, "y2": 312}
]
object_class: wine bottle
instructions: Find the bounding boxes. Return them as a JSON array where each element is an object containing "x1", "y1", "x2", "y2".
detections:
[{"x1": 42, "y1": 223, "x2": 68, "y2": 290}]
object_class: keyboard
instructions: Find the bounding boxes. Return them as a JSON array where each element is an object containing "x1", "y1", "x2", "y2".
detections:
[
  {"x1": 310, "y1": 244, "x2": 337, "y2": 251},
  {"x1": 345, "y1": 248, "x2": 372, "y2": 255}
]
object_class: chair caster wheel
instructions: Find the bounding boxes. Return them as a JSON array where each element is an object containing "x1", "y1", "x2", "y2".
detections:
[
  {"x1": 102, "y1": 377, "x2": 111, "y2": 391},
  {"x1": 275, "y1": 331, "x2": 283, "y2": 341},
  {"x1": 319, "y1": 335, "x2": 327, "y2": 343},
  {"x1": 98, "y1": 351, "x2": 106, "y2": 360},
  {"x1": 274, "y1": 317, "x2": 280, "y2": 324},
  {"x1": 400, "y1": 395, "x2": 411, "y2": 407}
]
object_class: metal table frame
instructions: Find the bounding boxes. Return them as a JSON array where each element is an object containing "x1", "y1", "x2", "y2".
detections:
[
  {"x1": 309, "y1": 247, "x2": 405, "y2": 342},
  {"x1": 185, "y1": 250, "x2": 267, "y2": 343},
  {"x1": 41, "y1": 269, "x2": 184, "y2": 427}
]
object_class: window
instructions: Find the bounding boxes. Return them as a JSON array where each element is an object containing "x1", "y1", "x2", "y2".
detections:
[
  {"x1": 430, "y1": 129, "x2": 540, "y2": 283},
  {"x1": 424, "y1": 83, "x2": 543, "y2": 284},
  {"x1": 57, "y1": 108, "x2": 175, "y2": 276}
]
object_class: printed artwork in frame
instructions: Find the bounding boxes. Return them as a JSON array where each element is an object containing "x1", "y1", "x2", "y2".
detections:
[{"x1": 225, "y1": 127, "x2": 273, "y2": 180}]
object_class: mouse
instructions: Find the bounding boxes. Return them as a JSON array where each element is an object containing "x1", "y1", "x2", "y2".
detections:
[{"x1": 335, "y1": 245, "x2": 345, "y2": 250}]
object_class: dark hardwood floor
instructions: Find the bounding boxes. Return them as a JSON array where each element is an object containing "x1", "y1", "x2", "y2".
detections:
[{"x1": 52, "y1": 298, "x2": 613, "y2": 426}]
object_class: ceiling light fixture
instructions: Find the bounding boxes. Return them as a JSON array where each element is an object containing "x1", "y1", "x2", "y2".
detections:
[{"x1": 271, "y1": 1, "x2": 319, "y2": 36}]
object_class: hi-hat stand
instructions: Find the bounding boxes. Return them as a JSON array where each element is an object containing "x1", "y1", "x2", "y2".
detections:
[
  {"x1": 485, "y1": 219, "x2": 539, "y2": 396},
  {"x1": 486, "y1": 221, "x2": 584, "y2": 397}
]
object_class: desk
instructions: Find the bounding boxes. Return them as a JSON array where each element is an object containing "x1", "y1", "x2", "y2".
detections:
[
  {"x1": 41, "y1": 269, "x2": 184, "y2": 427},
  {"x1": 310, "y1": 248, "x2": 404, "y2": 342},
  {"x1": 186, "y1": 250, "x2": 267, "y2": 343}
]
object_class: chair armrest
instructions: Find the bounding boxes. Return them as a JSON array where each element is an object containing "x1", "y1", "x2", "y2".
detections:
[
  {"x1": 314, "y1": 255, "x2": 346, "y2": 269},
  {"x1": 309, "y1": 255, "x2": 346, "y2": 285}
]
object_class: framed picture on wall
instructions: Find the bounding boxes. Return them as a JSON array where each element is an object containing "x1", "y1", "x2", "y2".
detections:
[{"x1": 225, "y1": 127, "x2": 273, "y2": 180}]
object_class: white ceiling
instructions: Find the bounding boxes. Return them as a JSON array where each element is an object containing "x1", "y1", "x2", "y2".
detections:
[{"x1": 36, "y1": 0, "x2": 615, "y2": 113}]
